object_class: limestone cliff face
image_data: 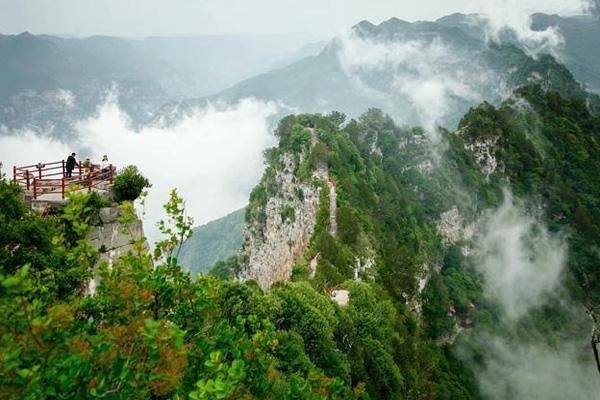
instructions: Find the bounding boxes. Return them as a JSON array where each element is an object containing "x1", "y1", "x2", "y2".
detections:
[
  {"x1": 239, "y1": 127, "x2": 339, "y2": 290},
  {"x1": 86, "y1": 205, "x2": 147, "y2": 294},
  {"x1": 437, "y1": 207, "x2": 475, "y2": 247},
  {"x1": 239, "y1": 151, "x2": 323, "y2": 290},
  {"x1": 464, "y1": 136, "x2": 499, "y2": 180}
]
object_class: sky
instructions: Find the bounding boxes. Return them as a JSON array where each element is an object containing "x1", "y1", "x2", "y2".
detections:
[{"x1": 0, "y1": 0, "x2": 589, "y2": 38}]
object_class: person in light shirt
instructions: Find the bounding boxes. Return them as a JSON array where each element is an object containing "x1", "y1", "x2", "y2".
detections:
[{"x1": 101, "y1": 155, "x2": 110, "y2": 179}]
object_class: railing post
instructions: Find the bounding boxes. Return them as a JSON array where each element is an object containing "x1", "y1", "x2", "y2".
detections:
[
  {"x1": 62, "y1": 160, "x2": 65, "y2": 178},
  {"x1": 25, "y1": 170, "x2": 30, "y2": 191},
  {"x1": 13, "y1": 165, "x2": 16, "y2": 183},
  {"x1": 109, "y1": 164, "x2": 113, "y2": 183},
  {"x1": 61, "y1": 177, "x2": 65, "y2": 199},
  {"x1": 33, "y1": 178, "x2": 37, "y2": 200},
  {"x1": 78, "y1": 161, "x2": 82, "y2": 179},
  {"x1": 37, "y1": 164, "x2": 42, "y2": 179},
  {"x1": 88, "y1": 173, "x2": 92, "y2": 192}
]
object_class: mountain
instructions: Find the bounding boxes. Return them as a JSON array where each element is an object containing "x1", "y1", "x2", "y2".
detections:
[
  {"x1": 157, "y1": 13, "x2": 600, "y2": 131},
  {"x1": 435, "y1": 12, "x2": 600, "y2": 93},
  {"x1": 530, "y1": 13, "x2": 600, "y2": 92},
  {"x1": 178, "y1": 207, "x2": 245, "y2": 276},
  {"x1": 0, "y1": 32, "x2": 322, "y2": 135}
]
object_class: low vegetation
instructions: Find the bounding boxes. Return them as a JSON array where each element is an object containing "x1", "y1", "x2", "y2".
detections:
[{"x1": 112, "y1": 165, "x2": 151, "y2": 203}]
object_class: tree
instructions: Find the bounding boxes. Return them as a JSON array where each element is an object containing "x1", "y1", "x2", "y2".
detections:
[{"x1": 113, "y1": 165, "x2": 151, "y2": 203}]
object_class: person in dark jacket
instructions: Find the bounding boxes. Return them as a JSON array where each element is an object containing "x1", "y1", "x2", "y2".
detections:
[{"x1": 65, "y1": 152, "x2": 77, "y2": 178}]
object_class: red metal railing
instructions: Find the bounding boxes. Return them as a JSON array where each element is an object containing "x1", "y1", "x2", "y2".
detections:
[{"x1": 13, "y1": 160, "x2": 115, "y2": 200}]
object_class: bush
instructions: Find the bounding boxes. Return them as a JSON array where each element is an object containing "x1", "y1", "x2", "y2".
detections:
[
  {"x1": 113, "y1": 165, "x2": 151, "y2": 202},
  {"x1": 280, "y1": 205, "x2": 296, "y2": 223},
  {"x1": 288, "y1": 124, "x2": 312, "y2": 152}
]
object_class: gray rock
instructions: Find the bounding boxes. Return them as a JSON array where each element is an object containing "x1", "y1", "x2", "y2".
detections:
[{"x1": 99, "y1": 206, "x2": 120, "y2": 224}]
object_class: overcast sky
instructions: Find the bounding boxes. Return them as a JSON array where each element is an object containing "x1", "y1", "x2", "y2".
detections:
[{"x1": 0, "y1": 0, "x2": 589, "y2": 38}]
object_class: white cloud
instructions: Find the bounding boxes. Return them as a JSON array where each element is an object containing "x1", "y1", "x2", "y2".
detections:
[
  {"x1": 585, "y1": 0, "x2": 600, "y2": 18},
  {"x1": 463, "y1": 191, "x2": 600, "y2": 399},
  {"x1": 474, "y1": 192, "x2": 566, "y2": 320},
  {"x1": 467, "y1": 0, "x2": 588, "y2": 54},
  {"x1": 0, "y1": 93, "x2": 279, "y2": 242},
  {"x1": 0, "y1": 132, "x2": 71, "y2": 174},
  {"x1": 464, "y1": 334, "x2": 600, "y2": 399},
  {"x1": 336, "y1": 32, "x2": 495, "y2": 134}
]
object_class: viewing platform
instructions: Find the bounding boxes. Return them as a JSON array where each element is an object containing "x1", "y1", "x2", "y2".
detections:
[{"x1": 13, "y1": 160, "x2": 116, "y2": 212}]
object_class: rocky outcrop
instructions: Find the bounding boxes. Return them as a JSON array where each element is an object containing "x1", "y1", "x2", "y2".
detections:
[
  {"x1": 89, "y1": 206, "x2": 146, "y2": 265},
  {"x1": 240, "y1": 152, "x2": 323, "y2": 290},
  {"x1": 86, "y1": 205, "x2": 147, "y2": 294},
  {"x1": 310, "y1": 128, "x2": 338, "y2": 237},
  {"x1": 331, "y1": 290, "x2": 350, "y2": 306},
  {"x1": 465, "y1": 136, "x2": 499, "y2": 179},
  {"x1": 240, "y1": 127, "x2": 340, "y2": 290},
  {"x1": 353, "y1": 255, "x2": 375, "y2": 281},
  {"x1": 437, "y1": 207, "x2": 475, "y2": 247}
]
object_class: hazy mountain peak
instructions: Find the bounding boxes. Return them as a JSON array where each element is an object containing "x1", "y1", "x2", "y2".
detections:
[
  {"x1": 379, "y1": 16, "x2": 410, "y2": 28},
  {"x1": 352, "y1": 20, "x2": 376, "y2": 34}
]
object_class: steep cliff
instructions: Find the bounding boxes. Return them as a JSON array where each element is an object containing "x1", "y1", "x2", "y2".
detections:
[
  {"x1": 86, "y1": 205, "x2": 147, "y2": 294},
  {"x1": 239, "y1": 126, "x2": 339, "y2": 290},
  {"x1": 239, "y1": 150, "x2": 323, "y2": 289}
]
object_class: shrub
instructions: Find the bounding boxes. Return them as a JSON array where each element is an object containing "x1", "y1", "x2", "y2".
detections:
[
  {"x1": 280, "y1": 205, "x2": 296, "y2": 223},
  {"x1": 288, "y1": 124, "x2": 312, "y2": 152},
  {"x1": 113, "y1": 165, "x2": 151, "y2": 202}
]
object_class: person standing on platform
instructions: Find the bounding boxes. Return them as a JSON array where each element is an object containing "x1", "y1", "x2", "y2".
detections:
[
  {"x1": 65, "y1": 153, "x2": 77, "y2": 178},
  {"x1": 101, "y1": 155, "x2": 110, "y2": 179}
]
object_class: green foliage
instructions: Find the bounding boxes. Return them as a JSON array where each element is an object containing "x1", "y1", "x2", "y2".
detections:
[
  {"x1": 0, "y1": 184, "x2": 363, "y2": 399},
  {"x1": 4, "y1": 81, "x2": 597, "y2": 399},
  {"x1": 280, "y1": 204, "x2": 296, "y2": 223},
  {"x1": 0, "y1": 179, "x2": 61, "y2": 277},
  {"x1": 209, "y1": 256, "x2": 239, "y2": 280},
  {"x1": 154, "y1": 189, "x2": 194, "y2": 264},
  {"x1": 245, "y1": 148, "x2": 280, "y2": 232},
  {"x1": 458, "y1": 85, "x2": 600, "y2": 305},
  {"x1": 288, "y1": 124, "x2": 312, "y2": 152},
  {"x1": 337, "y1": 206, "x2": 361, "y2": 246},
  {"x1": 61, "y1": 191, "x2": 109, "y2": 245},
  {"x1": 326, "y1": 111, "x2": 347, "y2": 128},
  {"x1": 112, "y1": 165, "x2": 151, "y2": 203},
  {"x1": 311, "y1": 141, "x2": 331, "y2": 166}
]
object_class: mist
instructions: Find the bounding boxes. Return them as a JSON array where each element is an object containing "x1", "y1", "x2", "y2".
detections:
[
  {"x1": 334, "y1": 1, "x2": 587, "y2": 140},
  {"x1": 475, "y1": 193, "x2": 566, "y2": 321},
  {"x1": 586, "y1": 0, "x2": 600, "y2": 19},
  {"x1": 462, "y1": 192, "x2": 600, "y2": 399},
  {"x1": 467, "y1": 0, "x2": 586, "y2": 54},
  {"x1": 0, "y1": 91, "x2": 278, "y2": 242},
  {"x1": 336, "y1": 29, "x2": 504, "y2": 138}
]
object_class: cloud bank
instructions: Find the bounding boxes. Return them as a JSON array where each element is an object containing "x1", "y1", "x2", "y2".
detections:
[
  {"x1": 464, "y1": 192, "x2": 600, "y2": 399},
  {"x1": 585, "y1": 0, "x2": 600, "y2": 19},
  {"x1": 336, "y1": 31, "x2": 502, "y2": 136},
  {"x1": 466, "y1": 0, "x2": 587, "y2": 54},
  {"x1": 0, "y1": 93, "x2": 278, "y2": 242},
  {"x1": 475, "y1": 193, "x2": 566, "y2": 320}
]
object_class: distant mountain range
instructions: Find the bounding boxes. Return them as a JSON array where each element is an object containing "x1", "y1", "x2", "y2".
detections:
[
  {"x1": 156, "y1": 13, "x2": 600, "y2": 130},
  {"x1": 0, "y1": 32, "x2": 324, "y2": 134}
]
